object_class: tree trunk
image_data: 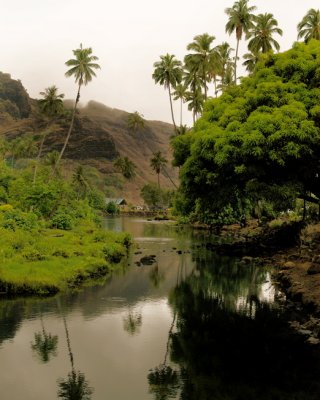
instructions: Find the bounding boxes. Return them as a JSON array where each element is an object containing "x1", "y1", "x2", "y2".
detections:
[
  {"x1": 168, "y1": 84, "x2": 177, "y2": 133},
  {"x1": 180, "y1": 98, "x2": 183, "y2": 128},
  {"x1": 157, "y1": 172, "x2": 160, "y2": 189},
  {"x1": 214, "y1": 77, "x2": 218, "y2": 98},
  {"x1": 56, "y1": 83, "x2": 81, "y2": 166},
  {"x1": 203, "y1": 72, "x2": 207, "y2": 101},
  {"x1": 234, "y1": 38, "x2": 240, "y2": 84},
  {"x1": 33, "y1": 125, "x2": 50, "y2": 184}
]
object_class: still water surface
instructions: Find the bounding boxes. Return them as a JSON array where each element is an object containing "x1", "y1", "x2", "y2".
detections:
[{"x1": 0, "y1": 217, "x2": 319, "y2": 399}]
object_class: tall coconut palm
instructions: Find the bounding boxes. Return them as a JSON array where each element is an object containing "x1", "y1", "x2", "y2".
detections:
[
  {"x1": 150, "y1": 151, "x2": 167, "y2": 188},
  {"x1": 172, "y1": 83, "x2": 188, "y2": 127},
  {"x1": 297, "y1": 9, "x2": 320, "y2": 42},
  {"x1": 127, "y1": 111, "x2": 145, "y2": 134},
  {"x1": 56, "y1": 44, "x2": 100, "y2": 166},
  {"x1": 183, "y1": 65, "x2": 204, "y2": 125},
  {"x1": 185, "y1": 33, "x2": 217, "y2": 100},
  {"x1": 152, "y1": 54, "x2": 182, "y2": 131},
  {"x1": 215, "y1": 42, "x2": 234, "y2": 93},
  {"x1": 225, "y1": 0, "x2": 256, "y2": 84},
  {"x1": 248, "y1": 13, "x2": 283, "y2": 53},
  {"x1": 34, "y1": 86, "x2": 65, "y2": 183},
  {"x1": 185, "y1": 88, "x2": 204, "y2": 125}
]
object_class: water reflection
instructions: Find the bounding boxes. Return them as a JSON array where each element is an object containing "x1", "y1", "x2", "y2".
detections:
[
  {"x1": 31, "y1": 314, "x2": 58, "y2": 363},
  {"x1": 123, "y1": 308, "x2": 142, "y2": 335},
  {"x1": 0, "y1": 217, "x2": 319, "y2": 399},
  {"x1": 57, "y1": 313, "x2": 93, "y2": 399},
  {"x1": 149, "y1": 265, "x2": 165, "y2": 289},
  {"x1": 147, "y1": 248, "x2": 320, "y2": 400}
]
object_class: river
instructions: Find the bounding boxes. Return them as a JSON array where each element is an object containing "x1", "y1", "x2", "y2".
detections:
[{"x1": 0, "y1": 216, "x2": 319, "y2": 399}]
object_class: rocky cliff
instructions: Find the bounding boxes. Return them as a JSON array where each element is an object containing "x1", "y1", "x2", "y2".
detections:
[{"x1": 0, "y1": 73, "x2": 178, "y2": 204}]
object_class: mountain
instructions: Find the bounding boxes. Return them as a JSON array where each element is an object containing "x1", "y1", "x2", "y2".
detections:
[{"x1": 0, "y1": 74, "x2": 178, "y2": 204}]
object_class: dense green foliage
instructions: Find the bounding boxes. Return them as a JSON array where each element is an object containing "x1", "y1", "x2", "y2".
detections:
[
  {"x1": 172, "y1": 41, "x2": 320, "y2": 224},
  {"x1": 141, "y1": 183, "x2": 174, "y2": 209},
  {"x1": 0, "y1": 142, "x2": 131, "y2": 295}
]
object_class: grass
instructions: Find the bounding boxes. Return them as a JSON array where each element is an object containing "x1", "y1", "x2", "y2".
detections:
[{"x1": 0, "y1": 225, "x2": 132, "y2": 296}]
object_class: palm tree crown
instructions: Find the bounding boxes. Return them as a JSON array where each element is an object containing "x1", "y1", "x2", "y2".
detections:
[
  {"x1": 242, "y1": 51, "x2": 260, "y2": 73},
  {"x1": 152, "y1": 54, "x2": 182, "y2": 131},
  {"x1": 225, "y1": 0, "x2": 256, "y2": 83},
  {"x1": 297, "y1": 9, "x2": 320, "y2": 42},
  {"x1": 127, "y1": 111, "x2": 145, "y2": 133},
  {"x1": 150, "y1": 151, "x2": 168, "y2": 188},
  {"x1": 185, "y1": 33, "x2": 217, "y2": 100},
  {"x1": 248, "y1": 13, "x2": 283, "y2": 53},
  {"x1": 39, "y1": 86, "x2": 64, "y2": 118},
  {"x1": 65, "y1": 44, "x2": 100, "y2": 88}
]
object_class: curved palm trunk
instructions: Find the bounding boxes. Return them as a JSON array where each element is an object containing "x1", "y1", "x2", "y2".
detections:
[
  {"x1": 162, "y1": 166, "x2": 178, "y2": 189},
  {"x1": 56, "y1": 83, "x2": 81, "y2": 166},
  {"x1": 168, "y1": 84, "x2": 177, "y2": 133},
  {"x1": 234, "y1": 38, "x2": 240, "y2": 84},
  {"x1": 203, "y1": 73, "x2": 207, "y2": 100}
]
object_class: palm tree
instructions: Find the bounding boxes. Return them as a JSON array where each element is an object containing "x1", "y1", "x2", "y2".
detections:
[
  {"x1": 38, "y1": 85, "x2": 65, "y2": 117},
  {"x1": 215, "y1": 42, "x2": 235, "y2": 93},
  {"x1": 297, "y1": 9, "x2": 320, "y2": 42},
  {"x1": 114, "y1": 156, "x2": 136, "y2": 180},
  {"x1": 225, "y1": 0, "x2": 256, "y2": 84},
  {"x1": 242, "y1": 51, "x2": 260, "y2": 73},
  {"x1": 185, "y1": 33, "x2": 217, "y2": 100},
  {"x1": 127, "y1": 111, "x2": 145, "y2": 134},
  {"x1": 183, "y1": 65, "x2": 204, "y2": 125},
  {"x1": 150, "y1": 151, "x2": 167, "y2": 188},
  {"x1": 152, "y1": 54, "x2": 182, "y2": 131},
  {"x1": 185, "y1": 88, "x2": 204, "y2": 125},
  {"x1": 172, "y1": 83, "x2": 188, "y2": 127},
  {"x1": 56, "y1": 44, "x2": 100, "y2": 166},
  {"x1": 248, "y1": 13, "x2": 283, "y2": 53},
  {"x1": 34, "y1": 85, "x2": 65, "y2": 183}
]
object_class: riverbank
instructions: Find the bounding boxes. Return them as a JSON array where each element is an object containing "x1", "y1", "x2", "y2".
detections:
[
  {"x1": 198, "y1": 218, "x2": 320, "y2": 344},
  {"x1": 0, "y1": 225, "x2": 131, "y2": 296}
]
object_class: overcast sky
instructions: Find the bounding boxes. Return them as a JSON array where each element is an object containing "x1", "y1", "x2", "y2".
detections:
[{"x1": 1, "y1": 0, "x2": 319, "y2": 125}]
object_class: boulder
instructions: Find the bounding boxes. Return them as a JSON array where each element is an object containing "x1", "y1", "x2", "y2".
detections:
[{"x1": 307, "y1": 263, "x2": 320, "y2": 275}]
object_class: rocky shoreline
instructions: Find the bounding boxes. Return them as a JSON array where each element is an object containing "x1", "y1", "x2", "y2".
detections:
[{"x1": 205, "y1": 220, "x2": 320, "y2": 345}]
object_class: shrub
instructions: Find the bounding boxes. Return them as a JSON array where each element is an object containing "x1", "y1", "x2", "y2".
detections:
[
  {"x1": 50, "y1": 213, "x2": 74, "y2": 230},
  {"x1": 106, "y1": 201, "x2": 119, "y2": 215}
]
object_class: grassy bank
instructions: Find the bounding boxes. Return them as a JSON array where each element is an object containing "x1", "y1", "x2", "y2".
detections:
[{"x1": 0, "y1": 225, "x2": 131, "y2": 296}]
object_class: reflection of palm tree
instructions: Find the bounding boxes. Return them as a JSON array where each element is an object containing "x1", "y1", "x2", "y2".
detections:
[
  {"x1": 147, "y1": 260, "x2": 183, "y2": 399},
  {"x1": 149, "y1": 265, "x2": 165, "y2": 289},
  {"x1": 123, "y1": 309, "x2": 142, "y2": 335},
  {"x1": 31, "y1": 314, "x2": 58, "y2": 363},
  {"x1": 57, "y1": 301, "x2": 93, "y2": 400}
]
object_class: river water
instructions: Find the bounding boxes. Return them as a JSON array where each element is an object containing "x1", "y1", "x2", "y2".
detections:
[{"x1": 0, "y1": 216, "x2": 319, "y2": 399}]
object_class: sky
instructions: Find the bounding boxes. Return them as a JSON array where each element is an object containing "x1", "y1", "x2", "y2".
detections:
[{"x1": 1, "y1": 0, "x2": 319, "y2": 125}]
